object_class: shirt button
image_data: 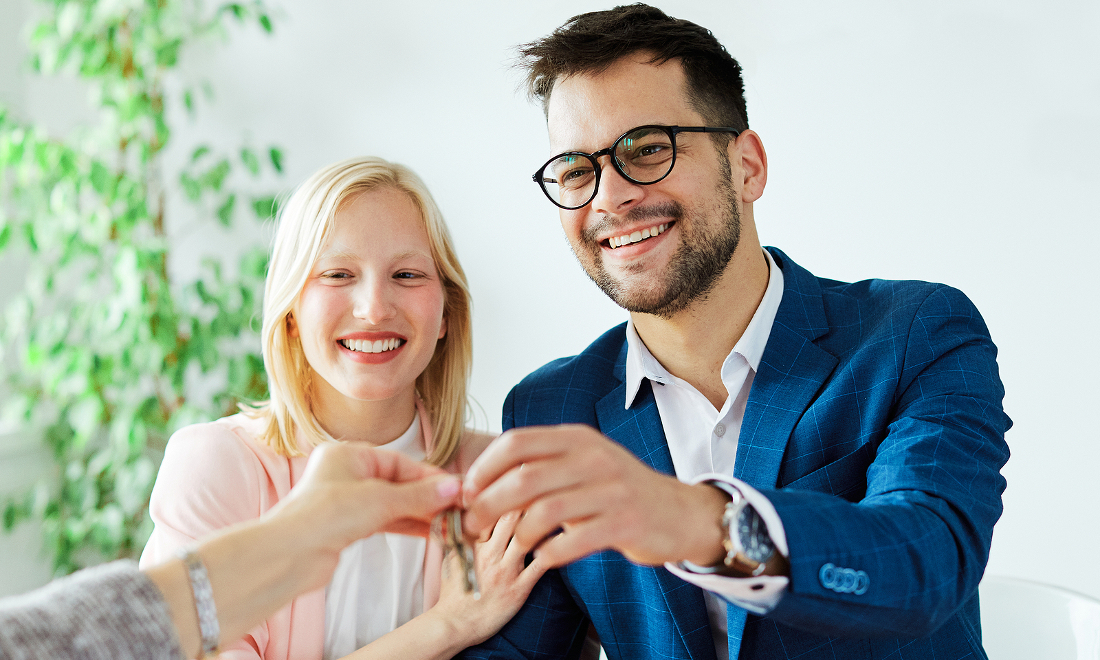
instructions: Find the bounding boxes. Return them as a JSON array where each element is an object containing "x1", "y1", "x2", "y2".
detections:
[{"x1": 714, "y1": 424, "x2": 726, "y2": 437}]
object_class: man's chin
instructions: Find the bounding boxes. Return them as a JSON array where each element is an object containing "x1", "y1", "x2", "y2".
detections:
[{"x1": 595, "y1": 277, "x2": 681, "y2": 317}]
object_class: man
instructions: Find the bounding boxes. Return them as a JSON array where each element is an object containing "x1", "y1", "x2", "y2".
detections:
[{"x1": 460, "y1": 5, "x2": 1010, "y2": 660}]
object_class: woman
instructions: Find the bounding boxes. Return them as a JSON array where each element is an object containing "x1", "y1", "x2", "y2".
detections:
[{"x1": 140, "y1": 156, "x2": 544, "y2": 660}]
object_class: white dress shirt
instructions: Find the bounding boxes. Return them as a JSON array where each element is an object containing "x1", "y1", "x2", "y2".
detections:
[
  {"x1": 323, "y1": 415, "x2": 426, "y2": 660},
  {"x1": 622, "y1": 250, "x2": 790, "y2": 660}
]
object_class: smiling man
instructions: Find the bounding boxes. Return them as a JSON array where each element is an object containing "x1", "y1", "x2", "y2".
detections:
[{"x1": 459, "y1": 5, "x2": 1011, "y2": 660}]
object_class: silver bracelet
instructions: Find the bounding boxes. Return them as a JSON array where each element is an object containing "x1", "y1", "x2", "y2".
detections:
[{"x1": 178, "y1": 547, "x2": 220, "y2": 657}]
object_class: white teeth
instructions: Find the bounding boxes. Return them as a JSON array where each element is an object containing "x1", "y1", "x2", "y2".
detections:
[
  {"x1": 341, "y1": 338, "x2": 403, "y2": 354},
  {"x1": 609, "y1": 223, "x2": 667, "y2": 249}
]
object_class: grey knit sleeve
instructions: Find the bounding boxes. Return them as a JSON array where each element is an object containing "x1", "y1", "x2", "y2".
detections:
[{"x1": 0, "y1": 560, "x2": 184, "y2": 659}]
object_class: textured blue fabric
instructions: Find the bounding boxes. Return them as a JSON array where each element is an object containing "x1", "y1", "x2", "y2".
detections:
[{"x1": 459, "y1": 248, "x2": 1010, "y2": 660}]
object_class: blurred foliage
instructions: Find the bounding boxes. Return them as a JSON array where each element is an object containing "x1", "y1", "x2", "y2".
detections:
[{"x1": 0, "y1": 0, "x2": 282, "y2": 574}]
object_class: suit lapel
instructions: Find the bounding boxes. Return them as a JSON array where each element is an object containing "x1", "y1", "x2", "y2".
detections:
[
  {"x1": 734, "y1": 248, "x2": 839, "y2": 492},
  {"x1": 734, "y1": 324, "x2": 838, "y2": 490},
  {"x1": 596, "y1": 378, "x2": 676, "y2": 476},
  {"x1": 596, "y1": 378, "x2": 716, "y2": 660}
]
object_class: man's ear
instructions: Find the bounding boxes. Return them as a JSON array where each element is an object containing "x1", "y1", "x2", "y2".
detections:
[
  {"x1": 732, "y1": 130, "x2": 767, "y2": 204},
  {"x1": 286, "y1": 312, "x2": 298, "y2": 338}
]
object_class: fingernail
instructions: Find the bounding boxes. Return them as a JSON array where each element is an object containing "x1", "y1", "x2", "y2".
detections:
[{"x1": 436, "y1": 477, "x2": 461, "y2": 499}]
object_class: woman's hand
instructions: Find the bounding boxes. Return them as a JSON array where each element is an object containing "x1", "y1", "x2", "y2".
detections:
[
  {"x1": 429, "y1": 510, "x2": 548, "y2": 646},
  {"x1": 270, "y1": 443, "x2": 462, "y2": 555}
]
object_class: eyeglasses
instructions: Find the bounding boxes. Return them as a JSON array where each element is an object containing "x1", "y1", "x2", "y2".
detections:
[{"x1": 532, "y1": 125, "x2": 741, "y2": 210}]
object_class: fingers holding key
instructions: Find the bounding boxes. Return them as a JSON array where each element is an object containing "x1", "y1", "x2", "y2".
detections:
[
  {"x1": 433, "y1": 508, "x2": 548, "y2": 646},
  {"x1": 461, "y1": 424, "x2": 732, "y2": 569}
]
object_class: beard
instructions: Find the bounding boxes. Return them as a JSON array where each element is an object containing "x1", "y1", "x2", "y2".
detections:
[{"x1": 572, "y1": 165, "x2": 742, "y2": 320}]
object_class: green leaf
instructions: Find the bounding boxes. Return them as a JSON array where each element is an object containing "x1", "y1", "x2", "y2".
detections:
[
  {"x1": 89, "y1": 161, "x2": 111, "y2": 196},
  {"x1": 252, "y1": 195, "x2": 278, "y2": 220},
  {"x1": 191, "y1": 146, "x2": 211, "y2": 162},
  {"x1": 269, "y1": 147, "x2": 283, "y2": 173},
  {"x1": 259, "y1": 14, "x2": 273, "y2": 33},
  {"x1": 225, "y1": 3, "x2": 245, "y2": 20},
  {"x1": 201, "y1": 159, "x2": 231, "y2": 192},
  {"x1": 216, "y1": 194, "x2": 236, "y2": 226},
  {"x1": 239, "y1": 248, "x2": 269, "y2": 280},
  {"x1": 240, "y1": 148, "x2": 260, "y2": 175},
  {"x1": 156, "y1": 39, "x2": 183, "y2": 67},
  {"x1": 179, "y1": 172, "x2": 201, "y2": 201}
]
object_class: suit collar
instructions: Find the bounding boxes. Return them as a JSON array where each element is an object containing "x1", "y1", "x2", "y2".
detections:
[{"x1": 764, "y1": 246, "x2": 830, "y2": 342}]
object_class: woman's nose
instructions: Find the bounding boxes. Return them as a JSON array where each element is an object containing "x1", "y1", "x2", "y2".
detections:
[{"x1": 352, "y1": 278, "x2": 397, "y2": 324}]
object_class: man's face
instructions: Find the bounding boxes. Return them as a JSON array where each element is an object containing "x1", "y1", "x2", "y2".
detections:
[{"x1": 545, "y1": 55, "x2": 743, "y2": 319}]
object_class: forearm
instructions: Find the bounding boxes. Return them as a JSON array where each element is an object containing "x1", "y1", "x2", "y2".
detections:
[
  {"x1": 146, "y1": 515, "x2": 337, "y2": 658},
  {"x1": 338, "y1": 608, "x2": 481, "y2": 660}
]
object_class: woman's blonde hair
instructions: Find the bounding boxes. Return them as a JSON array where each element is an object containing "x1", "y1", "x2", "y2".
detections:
[{"x1": 243, "y1": 156, "x2": 472, "y2": 466}]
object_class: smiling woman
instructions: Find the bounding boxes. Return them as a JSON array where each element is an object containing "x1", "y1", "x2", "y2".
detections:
[
  {"x1": 136, "y1": 157, "x2": 549, "y2": 660},
  {"x1": 289, "y1": 187, "x2": 449, "y2": 446}
]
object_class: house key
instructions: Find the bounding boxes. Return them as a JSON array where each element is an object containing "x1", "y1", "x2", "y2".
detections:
[{"x1": 439, "y1": 508, "x2": 480, "y2": 599}]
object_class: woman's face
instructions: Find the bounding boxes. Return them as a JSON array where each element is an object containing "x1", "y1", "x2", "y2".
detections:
[{"x1": 290, "y1": 187, "x2": 446, "y2": 407}]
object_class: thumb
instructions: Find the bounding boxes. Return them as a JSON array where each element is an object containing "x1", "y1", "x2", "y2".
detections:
[{"x1": 371, "y1": 474, "x2": 462, "y2": 537}]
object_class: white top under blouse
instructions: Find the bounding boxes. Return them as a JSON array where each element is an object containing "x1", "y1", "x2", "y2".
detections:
[{"x1": 322, "y1": 415, "x2": 427, "y2": 660}]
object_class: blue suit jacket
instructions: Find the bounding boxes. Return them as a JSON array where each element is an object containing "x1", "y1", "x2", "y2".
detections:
[{"x1": 461, "y1": 248, "x2": 1011, "y2": 660}]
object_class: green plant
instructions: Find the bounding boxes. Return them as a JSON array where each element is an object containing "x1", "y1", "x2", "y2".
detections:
[{"x1": 0, "y1": 0, "x2": 282, "y2": 574}]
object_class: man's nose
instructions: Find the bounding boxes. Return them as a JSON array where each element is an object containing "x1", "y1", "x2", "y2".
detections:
[
  {"x1": 589, "y1": 154, "x2": 643, "y2": 215},
  {"x1": 353, "y1": 278, "x2": 397, "y2": 324}
]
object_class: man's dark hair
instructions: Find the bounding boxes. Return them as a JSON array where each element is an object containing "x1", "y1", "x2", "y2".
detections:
[{"x1": 517, "y1": 4, "x2": 749, "y2": 131}]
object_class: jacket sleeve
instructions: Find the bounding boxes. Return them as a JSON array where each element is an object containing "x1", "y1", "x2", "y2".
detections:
[
  {"x1": 0, "y1": 561, "x2": 181, "y2": 660},
  {"x1": 765, "y1": 284, "x2": 1011, "y2": 637},
  {"x1": 139, "y1": 422, "x2": 272, "y2": 658}
]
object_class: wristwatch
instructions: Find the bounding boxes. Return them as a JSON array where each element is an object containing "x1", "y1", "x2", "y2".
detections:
[
  {"x1": 705, "y1": 483, "x2": 788, "y2": 578},
  {"x1": 725, "y1": 494, "x2": 774, "y2": 575}
]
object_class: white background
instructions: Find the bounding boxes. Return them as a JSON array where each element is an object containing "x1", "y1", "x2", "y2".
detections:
[{"x1": 1, "y1": 0, "x2": 1098, "y2": 606}]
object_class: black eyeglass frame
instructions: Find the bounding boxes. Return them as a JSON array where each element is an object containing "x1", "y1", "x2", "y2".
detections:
[{"x1": 531, "y1": 125, "x2": 742, "y2": 210}]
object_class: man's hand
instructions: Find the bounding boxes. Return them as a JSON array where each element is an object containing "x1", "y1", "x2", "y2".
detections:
[
  {"x1": 462, "y1": 424, "x2": 730, "y2": 568},
  {"x1": 268, "y1": 443, "x2": 463, "y2": 553}
]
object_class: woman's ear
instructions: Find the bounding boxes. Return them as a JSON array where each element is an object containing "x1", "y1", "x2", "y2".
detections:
[
  {"x1": 437, "y1": 313, "x2": 447, "y2": 340},
  {"x1": 286, "y1": 313, "x2": 299, "y2": 338}
]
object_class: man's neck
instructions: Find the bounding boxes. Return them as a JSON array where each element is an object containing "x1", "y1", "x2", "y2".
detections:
[{"x1": 631, "y1": 243, "x2": 770, "y2": 410}]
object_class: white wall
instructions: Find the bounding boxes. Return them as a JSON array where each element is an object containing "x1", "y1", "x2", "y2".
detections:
[{"x1": 2, "y1": 0, "x2": 1098, "y2": 604}]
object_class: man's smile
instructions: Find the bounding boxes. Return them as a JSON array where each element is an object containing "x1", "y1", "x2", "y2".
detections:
[{"x1": 604, "y1": 222, "x2": 672, "y2": 249}]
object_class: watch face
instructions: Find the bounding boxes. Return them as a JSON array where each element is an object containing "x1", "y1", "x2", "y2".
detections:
[{"x1": 737, "y1": 503, "x2": 775, "y2": 563}]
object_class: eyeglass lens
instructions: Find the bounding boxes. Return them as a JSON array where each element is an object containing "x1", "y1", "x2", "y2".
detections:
[{"x1": 540, "y1": 126, "x2": 675, "y2": 209}]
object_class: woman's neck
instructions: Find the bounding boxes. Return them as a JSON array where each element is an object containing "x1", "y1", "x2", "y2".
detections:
[{"x1": 310, "y1": 384, "x2": 418, "y2": 447}]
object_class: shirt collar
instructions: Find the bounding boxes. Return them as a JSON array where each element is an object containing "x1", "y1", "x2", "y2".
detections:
[{"x1": 623, "y1": 249, "x2": 785, "y2": 409}]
